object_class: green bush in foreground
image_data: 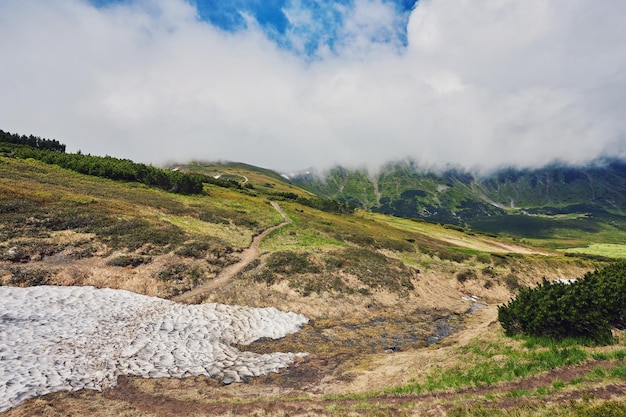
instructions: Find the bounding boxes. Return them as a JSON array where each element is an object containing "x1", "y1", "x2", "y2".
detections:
[{"x1": 498, "y1": 261, "x2": 626, "y2": 344}]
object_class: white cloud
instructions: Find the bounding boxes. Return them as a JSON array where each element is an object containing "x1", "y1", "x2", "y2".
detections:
[{"x1": 0, "y1": 0, "x2": 625, "y2": 173}]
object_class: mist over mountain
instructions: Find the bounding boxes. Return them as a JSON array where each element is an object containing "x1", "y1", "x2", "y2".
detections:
[
  {"x1": 1, "y1": 0, "x2": 625, "y2": 172},
  {"x1": 290, "y1": 158, "x2": 626, "y2": 238}
]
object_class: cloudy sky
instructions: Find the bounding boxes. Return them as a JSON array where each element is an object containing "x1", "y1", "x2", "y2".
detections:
[{"x1": 1, "y1": 0, "x2": 625, "y2": 173}]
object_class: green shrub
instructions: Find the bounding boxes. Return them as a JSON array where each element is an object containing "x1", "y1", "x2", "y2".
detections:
[
  {"x1": 340, "y1": 248, "x2": 416, "y2": 292},
  {"x1": 8, "y1": 267, "x2": 51, "y2": 286},
  {"x1": 438, "y1": 249, "x2": 470, "y2": 263},
  {"x1": 251, "y1": 269, "x2": 277, "y2": 286},
  {"x1": 456, "y1": 269, "x2": 477, "y2": 283},
  {"x1": 157, "y1": 263, "x2": 202, "y2": 285},
  {"x1": 503, "y1": 274, "x2": 522, "y2": 291},
  {"x1": 265, "y1": 251, "x2": 321, "y2": 274},
  {"x1": 498, "y1": 261, "x2": 626, "y2": 344},
  {"x1": 481, "y1": 265, "x2": 496, "y2": 277},
  {"x1": 175, "y1": 240, "x2": 214, "y2": 259},
  {"x1": 476, "y1": 253, "x2": 492, "y2": 264},
  {"x1": 106, "y1": 255, "x2": 151, "y2": 267}
]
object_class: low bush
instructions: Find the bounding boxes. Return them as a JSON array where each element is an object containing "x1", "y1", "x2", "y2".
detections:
[
  {"x1": 481, "y1": 265, "x2": 496, "y2": 277},
  {"x1": 106, "y1": 255, "x2": 151, "y2": 267},
  {"x1": 438, "y1": 249, "x2": 470, "y2": 263},
  {"x1": 175, "y1": 240, "x2": 214, "y2": 259},
  {"x1": 503, "y1": 274, "x2": 522, "y2": 291},
  {"x1": 498, "y1": 261, "x2": 626, "y2": 344},
  {"x1": 476, "y1": 253, "x2": 492, "y2": 264},
  {"x1": 456, "y1": 269, "x2": 477, "y2": 283},
  {"x1": 339, "y1": 248, "x2": 416, "y2": 292},
  {"x1": 8, "y1": 267, "x2": 51, "y2": 286},
  {"x1": 265, "y1": 251, "x2": 321, "y2": 274},
  {"x1": 157, "y1": 263, "x2": 202, "y2": 285}
]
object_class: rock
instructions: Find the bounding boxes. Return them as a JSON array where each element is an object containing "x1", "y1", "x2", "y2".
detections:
[{"x1": 3, "y1": 247, "x2": 23, "y2": 262}]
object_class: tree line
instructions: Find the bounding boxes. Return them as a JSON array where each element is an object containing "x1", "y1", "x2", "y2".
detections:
[
  {"x1": 271, "y1": 191, "x2": 356, "y2": 214},
  {"x1": 1, "y1": 129, "x2": 204, "y2": 195},
  {"x1": 0, "y1": 129, "x2": 65, "y2": 152}
]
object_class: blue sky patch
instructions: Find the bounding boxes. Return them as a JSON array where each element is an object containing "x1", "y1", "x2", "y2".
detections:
[{"x1": 89, "y1": 0, "x2": 417, "y2": 55}]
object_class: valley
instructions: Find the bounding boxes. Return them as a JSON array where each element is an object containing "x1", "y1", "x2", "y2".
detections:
[{"x1": 1, "y1": 153, "x2": 625, "y2": 416}]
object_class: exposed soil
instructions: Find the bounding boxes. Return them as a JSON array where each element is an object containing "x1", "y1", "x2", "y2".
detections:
[
  {"x1": 1, "y1": 199, "x2": 613, "y2": 416},
  {"x1": 5, "y1": 305, "x2": 625, "y2": 416},
  {"x1": 10, "y1": 347, "x2": 624, "y2": 417},
  {"x1": 96, "y1": 373, "x2": 626, "y2": 417},
  {"x1": 171, "y1": 202, "x2": 291, "y2": 304}
]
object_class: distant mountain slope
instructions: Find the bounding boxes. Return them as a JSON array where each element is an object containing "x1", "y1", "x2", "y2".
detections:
[{"x1": 290, "y1": 159, "x2": 626, "y2": 245}]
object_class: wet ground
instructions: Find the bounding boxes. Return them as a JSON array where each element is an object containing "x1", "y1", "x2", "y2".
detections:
[{"x1": 238, "y1": 308, "x2": 465, "y2": 359}]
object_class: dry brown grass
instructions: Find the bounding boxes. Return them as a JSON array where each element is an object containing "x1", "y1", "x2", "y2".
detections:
[{"x1": 2, "y1": 156, "x2": 616, "y2": 416}]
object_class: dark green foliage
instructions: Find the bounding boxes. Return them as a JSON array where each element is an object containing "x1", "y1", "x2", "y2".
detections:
[
  {"x1": 456, "y1": 269, "x2": 477, "y2": 283},
  {"x1": 241, "y1": 247, "x2": 417, "y2": 295},
  {"x1": 417, "y1": 243, "x2": 470, "y2": 263},
  {"x1": 288, "y1": 275, "x2": 347, "y2": 297},
  {"x1": 438, "y1": 249, "x2": 471, "y2": 263},
  {"x1": 498, "y1": 261, "x2": 626, "y2": 343},
  {"x1": 292, "y1": 159, "x2": 626, "y2": 241},
  {"x1": 202, "y1": 176, "x2": 242, "y2": 189},
  {"x1": 443, "y1": 224, "x2": 465, "y2": 232},
  {"x1": 476, "y1": 253, "x2": 492, "y2": 264},
  {"x1": 296, "y1": 196, "x2": 355, "y2": 214},
  {"x1": 195, "y1": 206, "x2": 259, "y2": 229},
  {"x1": 481, "y1": 265, "x2": 496, "y2": 277},
  {"x1": 175, "y1": 238, "x2": 233, "y2": 260},
  {"x1": 175, "y1": 241, "x2": 213, "y2": 259},
  {"x1": 272, "y1": 191, "x2": 299, "y2": 200},
  {"x1": 0, "y1": 129, "x2": 65, "y2": 152},
  {"x1": 265, "y1": 251, "x2": 321, "y2": 274},
  {"x1": 0, "y1": 193, "x2": 187, "y2": 251},
  {"x1": 100, "y1": 218, "x2": 186, "y2": 251},
  {"x1": 106, "y1": 255, "x2": 151, "y2": 267},
  {"x1": 157, "y1": 263, "x2": 202, "y2": 284},
  {"x1": 339, "y1": 248, "x2": 416, "y2": 292},
  {"x1": 4, "y1": 140, "x2": 204, "y2": 194},
  {"x1": 8, "y1": 267, "x2": 51, "y2": 286},
  {"x1": 378, "y1": 238, "x2": 415, "y2": 252},
  {"x1": 565, "y1": 252, "x2": 615, "y2": 262},
  {"x1": 252, "y1": 269, "x2": 277, "y2": 286}
]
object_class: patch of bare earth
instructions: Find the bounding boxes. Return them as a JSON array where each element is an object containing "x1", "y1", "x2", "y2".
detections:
[
  {"x1": 6, "y1": 299, "x2": 625, "y2": 417},
  {"x1": 0, "y1": 222, "x2": 606, "y2": 416}
]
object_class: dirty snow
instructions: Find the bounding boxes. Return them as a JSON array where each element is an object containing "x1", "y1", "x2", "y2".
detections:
[{"x1": 0, "y1": 286, "x2": 308, "y2": 412}]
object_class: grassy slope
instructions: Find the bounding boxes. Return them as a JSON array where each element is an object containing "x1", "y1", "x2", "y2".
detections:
[
  {"x1": 292, "y1": 161, "x2": 626, "y2": 257},
  {"x1": 1, "y1": 157, "x2": 624, "y2": 416}
]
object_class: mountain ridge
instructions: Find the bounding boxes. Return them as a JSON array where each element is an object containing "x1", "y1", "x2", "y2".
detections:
[{"x1": 288, "y1": 158, "x2": 626, "y2": 246}]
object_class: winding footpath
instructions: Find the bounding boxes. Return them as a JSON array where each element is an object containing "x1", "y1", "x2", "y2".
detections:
[{"x1": 172, "y1": 202, "x2": 291, "y2": 304}]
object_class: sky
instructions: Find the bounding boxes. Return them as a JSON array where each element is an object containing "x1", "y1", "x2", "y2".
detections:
[{"x1": 1, "y1": 0, "x2": 625, "y2": 173}]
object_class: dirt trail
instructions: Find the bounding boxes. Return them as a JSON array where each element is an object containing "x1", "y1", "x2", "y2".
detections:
[
  {"x1": 172, "y1": 202, "x2": 291, "y2": 304},
  {"x1": 99, "y1": 356, "x2": 626, "y2": 417}
]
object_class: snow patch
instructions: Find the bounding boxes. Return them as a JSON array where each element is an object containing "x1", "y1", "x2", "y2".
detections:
[{"x1": 0, "y1": 286, "x2": 308, "y2": 412}]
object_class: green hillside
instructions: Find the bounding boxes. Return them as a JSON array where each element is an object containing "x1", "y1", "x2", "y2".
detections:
[
  {"x1": 291, "y1": 159, "x2": 626, "y2": 253},
  {"x1": 1, "y1": 133, "x2": 625, "y2": 416}
]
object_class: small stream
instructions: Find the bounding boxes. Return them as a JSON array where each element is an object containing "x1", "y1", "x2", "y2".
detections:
[
  {"x1": 242, "y1": 297, "x2": 485, "y2": 356},
  {"x1": 427, "y1": 297, "x2": 484, "y2": 345}
]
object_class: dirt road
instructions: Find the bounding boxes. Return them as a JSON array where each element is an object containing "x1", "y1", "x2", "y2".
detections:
[{"x1": 172, "y1": 202, "x2": 291, "y2": 304}]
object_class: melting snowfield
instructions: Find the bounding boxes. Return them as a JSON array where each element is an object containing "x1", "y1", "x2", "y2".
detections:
[{"x1": 0, "y1": 286, "x2": 309, "y2": 412}]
